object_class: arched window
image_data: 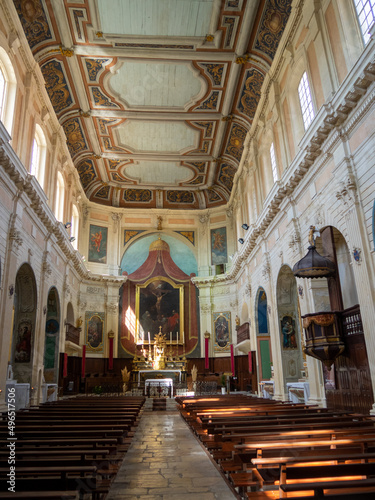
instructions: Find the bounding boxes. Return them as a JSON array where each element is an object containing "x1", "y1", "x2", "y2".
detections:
[
  {"x1": 55, "y1": 171, "x2": 65, "y2": 222},
  {"x1": 71, "y1": 204, "x2": 79, "y2": 250},
  {"x1": 30, "y1": 124, "x2": 46, "y2": 185},
  {"x1": 298, "y1": 72, "x2": 315, "y2": 131},
  {"x1": 354, "y1": 0, "x2": 375, "y2": 44},
  {"x1": 0, "y1": 47, "x2": 16, "y2": 134},
  {"x1": 270, "y1": 143, "x2": 278, "y2": 182}
]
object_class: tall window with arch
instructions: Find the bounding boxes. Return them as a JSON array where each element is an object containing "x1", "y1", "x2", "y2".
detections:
[
  {"x1": 55, "y1": 171, "x2": 65, "y2": 222},
  {"x1": 71, "y1": 204, "x2": 79, "y2": 250},
  {"x1": 270, "y1": 142, "x2": 278, "y2": 183},
  {"x1": 30, "y1": 124, "x2": 46, "y2": 187},
  {"x1": 298, "y1": 72, "x2": 315, "y2": 131},
  {"x1": 0, "y1": 47, "x2": 16, "y2": 134},
  {"x1": 354, "y1": 0, "x2": 375, "y2": 45}
]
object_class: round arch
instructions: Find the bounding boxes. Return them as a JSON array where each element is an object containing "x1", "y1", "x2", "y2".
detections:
[
  {"x1": 255, "y1": 287, "x2": 272, "y2": 382},
  {"x1": 276, "y1": 264, "x2": 303, "y2": 390},
  {"x1": 11, "y1": 263, "x2": 37, "y2": 384},
  {"x1": 44, "y1": 287, "x2": 61, "y2": 384}
]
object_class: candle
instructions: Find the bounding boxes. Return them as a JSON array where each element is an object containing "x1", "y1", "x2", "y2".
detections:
[
  {"x1": 176, "y1": 332, "x2": 178, "y2": 344},
  {"x1": 170, "y1": 332, "x2": 172, "y2": 344},
  {"x1": 148, "y1": 331, "x2": 150, "y2": 344}
]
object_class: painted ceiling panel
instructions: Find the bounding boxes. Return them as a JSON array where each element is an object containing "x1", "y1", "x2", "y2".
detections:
[
  {"x1": 116, "y1": 121, "x2": 199, "y2": 153},
  {"x1": 124, "y1": 162, "x2": 193, "y2": 185},
  {"x1": 13, "y1": 0, "x2": 292, "y2": 209},
  {"x1": 97, "y1": 0, "x2": 214, "y2": 37},
  {"x1": 110, "y1": 61, "x2": 203, "y2": 108}
]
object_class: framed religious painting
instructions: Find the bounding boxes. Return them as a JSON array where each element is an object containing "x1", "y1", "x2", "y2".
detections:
[
  {"x1": 135, "y1": 277, "x2": 184, "y2": 344},
  {"x1": 88, "y1": 225, "x2": 107, "y2": 263},
  {"x1": 85, "y1": 311, "x2": 105, "y2": 352},
  {"x1": 211, "y1": 227, "x2": 227, "y2": 265},
  {"x1": 213, "y1": 311, "x2": 231, "y2": 352},
  {"x1": 280, "y1": 315, "x2": 297, "y2": 349}
]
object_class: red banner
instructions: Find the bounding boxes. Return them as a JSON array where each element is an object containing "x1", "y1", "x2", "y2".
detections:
[
  {"x1": 205, "y1": 337, "x2": 209, "y2": 369},
  {"x1": 109, "y1": 337, "x2": 114, "y2": 370},
  {"x1": 248, "y1": 351, "x2": 252, "y2": 374},
  {"x1": 230, "y1": 344, "x2": 235, "y2": 376},
  {"x1": 63, "y1": 353, "x2": 68, "y2": 378},
  {"x1": 81, "y1": 345, "x2": 86, "y2": 377}
]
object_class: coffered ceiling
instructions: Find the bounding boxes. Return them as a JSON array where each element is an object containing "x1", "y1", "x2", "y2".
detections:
[{"x1": 14, "y1": 0, "x2": 292, "y2": 210}]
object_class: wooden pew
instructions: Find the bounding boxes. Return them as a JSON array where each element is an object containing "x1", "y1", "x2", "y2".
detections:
[
  {"x1": 0, "y1": 465, "x2": 97, "y2": 495},
  {"x1": 0, "y1": 396, "x2": 146, "y2": 499},
  {"x1": 178, "y1": 395, "x2": 375, "y2": 499},
  {"x1": 0, "y1": 492, "x2": 79, "y2": 499},
  {"x1": 278, "y1": 462, "x2": 375, "y2": 498}
]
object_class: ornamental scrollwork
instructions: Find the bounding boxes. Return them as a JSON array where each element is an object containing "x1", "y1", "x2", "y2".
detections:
[
  {"x1": 336, "y1": 175, "x2": 357, "y2": 206},
  {"x1": 107, "y1": 302, "x2": 118, "y2": 315},
  {"x1": 9, "y1": 229, "x2": 23, "y2": 251}
]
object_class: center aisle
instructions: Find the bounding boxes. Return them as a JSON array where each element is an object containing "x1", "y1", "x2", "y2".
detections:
[{"x1": 107, "y1": 397, "x2": 238, "y2": 500}]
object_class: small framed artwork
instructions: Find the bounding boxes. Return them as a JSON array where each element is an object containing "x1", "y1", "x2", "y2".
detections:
[
  {"x1": 88, "y1": 225, "x2": 107, "y2": 263},
  {"x1": 281, "y1": 315, "x2": 297, "y2": 349},
  {"x1": 211, "y1": 227, "x2": 227, "y2": 265},
  {"x1": 85, "y1": 311, "x2": 105, "y2": 352},
  {"x1": 213, "y1": 311, "x2": 231, "y2": 352}
]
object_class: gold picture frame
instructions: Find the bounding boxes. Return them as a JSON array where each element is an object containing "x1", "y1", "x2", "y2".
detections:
[
  {"x1": 213, "y1": 311, "x2": 231, "y2": 352},
  {"x1": 136, "y1": 276, "x2": 184, "y2": 344},
  {"x1": 85, "y1": 311, "x2": 105, "y2": 352}
]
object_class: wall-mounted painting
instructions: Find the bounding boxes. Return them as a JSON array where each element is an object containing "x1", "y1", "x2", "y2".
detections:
[
  {"x1": 211, "y1": 227, "x2": 227, "y2": 265},
  {"x1": 85, "y1": 311, "x2": 105, "y2": 352},
  {"x1": 213, "y1": 311, "x2": 231, "y2": 352},
  {"x1": 136, "y1": 277, "x2": 183, "y2": 343},
  {"x1": 281, "y1": 315, "x2": 297, "y2": 349},
  {"x1": 14, "y1": 320, "x2": 33, "y2": 362},
  {"x1": 88, "y1": 224, "x2": 107, "y2": 263}
]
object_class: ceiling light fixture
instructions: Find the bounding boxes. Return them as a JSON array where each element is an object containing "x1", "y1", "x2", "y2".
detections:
[
  {"x1": 238, "y1": 238, "x2": 244, "y2": 244},
  {"x1": 242, "y1": 224, "x2": 249, "y2": 230}
]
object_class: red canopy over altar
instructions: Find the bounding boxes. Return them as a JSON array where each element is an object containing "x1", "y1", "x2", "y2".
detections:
[{"x1": 119, "y1": 238, "x2": 198, "y2": 356}]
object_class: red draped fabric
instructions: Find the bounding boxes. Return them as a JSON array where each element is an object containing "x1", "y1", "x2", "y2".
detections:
[
  {"x1": 108, "y1": 338, "x2": 113, "y2": 370},
  {"x1": 127, "y1": 248, "x2": 192, "y2": 282},
  {"x1": 120, "y1": 239, "x2": 198, "y2": 356},
  {"x1": 63, "y1": 353, "x2": 68, "y2": 377},
  {"x1": 205, "y1": 337, "x2": 209, "y2": 369},
  {"x1": 230, "y1": 344, "x2": 235, "y2": 376},
  {"x1": 248, "y1": 351, "x2": 252, "y2": 374},
  {"x1": 81, "y1": 345, "x2": 86, "y2": 377}
]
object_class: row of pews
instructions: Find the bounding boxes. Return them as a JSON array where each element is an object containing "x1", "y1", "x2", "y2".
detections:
[
  {"x1": 176, "y1": 394, "x2": 375, "y2": 499},
  {"x1": 0, "y1": 395, "x2": 145, "y2": 499}
]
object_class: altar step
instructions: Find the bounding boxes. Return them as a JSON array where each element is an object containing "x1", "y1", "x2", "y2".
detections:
[{"x1": 152, "y1": 398, "x2": 167, "y2": 411}]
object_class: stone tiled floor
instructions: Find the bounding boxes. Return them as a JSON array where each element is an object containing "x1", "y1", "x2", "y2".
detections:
[{"x1": 107, "y1": 398, "x2": 238, "y2": 500}]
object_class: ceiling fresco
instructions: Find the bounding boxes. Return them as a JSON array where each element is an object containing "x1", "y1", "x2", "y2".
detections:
[{"x1": 14, "y1": 0, "x2": 292, "y2": 210}]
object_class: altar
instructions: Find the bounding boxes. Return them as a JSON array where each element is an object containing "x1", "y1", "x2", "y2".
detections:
[{"x1": 138, "y1": 370, "x2": 182, "y2": 386}]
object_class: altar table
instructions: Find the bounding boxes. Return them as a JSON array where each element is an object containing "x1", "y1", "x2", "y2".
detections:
[
  {"x1": 145, "y1": 378, "x2": 173, "y2": 397},
  {"x1": 137, "y1": 369, "x2": 182, "y2": 385}
]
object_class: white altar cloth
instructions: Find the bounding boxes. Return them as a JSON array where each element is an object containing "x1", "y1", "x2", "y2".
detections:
[
  {"x1": 287, "y1": 381, "x2": 310, "y2": 403},
  {"x1": 138, "y1": 369, "x2": 181, "y2": 385}
]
